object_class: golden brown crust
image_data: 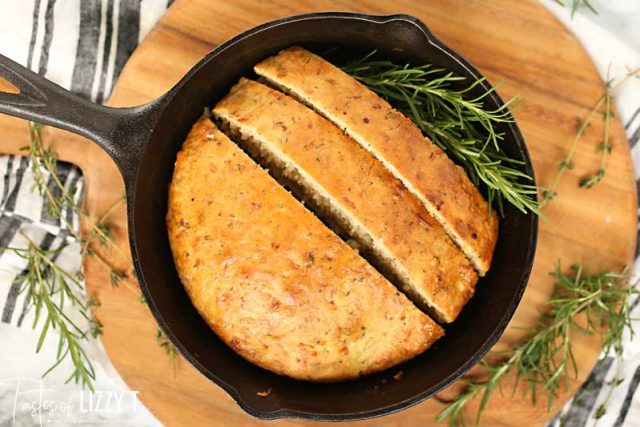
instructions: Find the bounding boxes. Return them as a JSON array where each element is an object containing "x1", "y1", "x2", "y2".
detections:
[
  {"x1": 254, "y1": 47, "x2": 498, "y2": 275},
  {"x1": 213, "y1": 78, "x2": 478, "y2": 323},
  {"x1": 167, "y1": 118, "x2": 443, "y2": 381}
]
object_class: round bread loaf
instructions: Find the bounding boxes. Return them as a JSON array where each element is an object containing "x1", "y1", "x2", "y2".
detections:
[{"x1": 167, "y1": 118, "x2": 443, "y2": 381}]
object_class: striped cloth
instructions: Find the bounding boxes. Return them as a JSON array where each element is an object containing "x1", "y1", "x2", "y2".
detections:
[
  {"x1": 0, "y1": 1, "x2": 170, "y2": 425},
  {"x1": 0, "y1": 0, "x2": 170, "y2": 322},
  {"x1": 0, "y1": 158, "x2": 83, "y2": 327},
  {"x1": 542, "y1": 1, "x2": 640, "y2": 426},
  {"x1": 0, "y1": 1, "x2": 638, "y2": 426}
]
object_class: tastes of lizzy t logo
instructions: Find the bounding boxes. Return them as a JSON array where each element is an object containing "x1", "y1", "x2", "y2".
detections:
[{"x1": 1, "y1": 378, "x2": 139, "y2": 425}]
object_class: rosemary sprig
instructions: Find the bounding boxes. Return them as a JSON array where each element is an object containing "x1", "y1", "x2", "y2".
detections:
[
  {"x1": 579, "y1": 90, "x2": 612, "y2": 189},
  {"x1": 342, "y1": 54, "x2": 539, "y2": 216},
  {"x1": 4, "y1": 238, "x2": 101, "y2": 391},
  {"x1": 24, "y1": 123, "x2": 128, "y2": 268},
  {"x1": 554, "y1": 0, "x2": 598, "y2": 16},
  {"x1": 437, "y1": 263, "x2": 636, "y2": 426},
  {"x1": 23, "y1": 122, "x2": 177, "y2": 374},
  {"x1": 541, "y1": 67, "x2": 640, "y2": 207},
  {"x1": 26, "y1": 122, "x2": 140, "y2": 288},
  {"x1": 593, "y1": 370, "x2": 624, "y2": 423},
  {"x1": 157, "y1": 326, "x2": 178, "y2": 375}
]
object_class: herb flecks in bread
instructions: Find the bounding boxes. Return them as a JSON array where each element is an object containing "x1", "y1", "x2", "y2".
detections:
[
  {"x1": 255, "y1": 47, "x2": 499, "y2": 275},
  {"x1": 214, "y1": 78, "x2": 478, "y2": 323},
  {"x1": 167, "y1": 118, "x2": 443, "y2": 382}
]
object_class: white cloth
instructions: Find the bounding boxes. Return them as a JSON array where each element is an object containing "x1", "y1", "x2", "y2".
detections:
[
  {"x1": 0, "y1": 0, "x2": 167, "y2": 425},
  {"x1": 543, "y1": 1, "x2": 640, "y2": 426}
]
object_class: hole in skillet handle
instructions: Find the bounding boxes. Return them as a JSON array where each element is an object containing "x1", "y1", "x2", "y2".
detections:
[
  {"x1": 0, "y1": 76, "x2": 20, "y2": 94},
  {"x1": 131, "y1": 12, "x2": 537, "y2": 422}
]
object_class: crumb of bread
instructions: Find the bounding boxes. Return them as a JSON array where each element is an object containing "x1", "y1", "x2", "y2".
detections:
[
  {"x1": 257, "y1": 388, "x2": 272, "y2": 397},
  {"x1": 393, "y1": 371, "x2": 404, "y2": 381}
]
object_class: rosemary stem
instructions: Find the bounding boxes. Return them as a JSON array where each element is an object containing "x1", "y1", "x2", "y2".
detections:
[
  {"x1": 94, "y1": 196, "x2": 124, "y2": 225},
  {"x1": 342, "y1": 56, "x2": 539, "y2": 215},
  {"x1": 541, "y1": 96, "x2": 606, "y2": 208},
  {"x1": 89, "y1": 222, "x2": 129, "y2": 260},
  {"x1": 437, "y1": 265, "x2": 636, "y2": 426},
  {"x1": 600, "y1": 92, "x2": 612, "y2": 173},
  {"x1": 542, "y1": 66, "x2": 640, "y2": 205},
  {"x1": 15, "y1": 121, "x2": 178, "y2": 387}
]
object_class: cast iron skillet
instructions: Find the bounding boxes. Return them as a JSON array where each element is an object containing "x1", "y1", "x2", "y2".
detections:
[{"x1": 0, "y1": 12, "x2": 537, "y2": 421}]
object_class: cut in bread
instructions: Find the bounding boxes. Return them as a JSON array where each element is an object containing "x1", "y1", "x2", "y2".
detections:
[
  {"x1": 167, "y1": 118, "x2": 443, "y2": 382},
  {"x1": 213, "y1": 78, "x2": 478, "y2": 323},
  {"x1": 254, "y1": 47, "x2": 499, "y2": 276}
]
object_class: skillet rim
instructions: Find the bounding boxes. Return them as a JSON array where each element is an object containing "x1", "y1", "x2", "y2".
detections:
[{"x1": 127, "y1": 11, "x2": 539, "y2": 421}]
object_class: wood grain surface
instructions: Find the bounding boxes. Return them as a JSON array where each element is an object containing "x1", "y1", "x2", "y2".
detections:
[{"x1": 0, "y1": 0, "x2": 637, "y2": 425}]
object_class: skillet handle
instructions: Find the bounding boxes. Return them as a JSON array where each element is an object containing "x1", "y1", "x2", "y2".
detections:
[{"x1": 0, "y1": 53, "x2": 162, "y2": 180}]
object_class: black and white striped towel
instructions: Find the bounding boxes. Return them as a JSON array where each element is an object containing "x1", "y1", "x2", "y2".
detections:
[
  {"x1": 0, "y1": 1, "x2": 638, "y2": 426},
  {"x1": 0, "y1": 1, "x2": 170, "y2": 425}
]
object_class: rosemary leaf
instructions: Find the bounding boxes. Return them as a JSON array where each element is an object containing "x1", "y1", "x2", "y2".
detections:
[
  {"x1": 437, "y1": 263, "x2": 637, "y2": 426},
  {"x1": 5, "y1": 240, "x2": 99, "y2": 391},
  {"x1": 9, "y1": 122, "x2": 180, "y2": 384},
  {"x1": 94, "y1": 223, "x2": 113, "y2": 247},
  {"x1": 579, "y1": 90, "x2": 613, "y2": 189},
  {"x1": 27, "y1": 122, "x2": 130, "y2": 264},
  {"x1": 554, "y1": 0, "x2": 598, "y2": 16},
  {"x1": 342, "y1": 54, "x2": 539, "y2": 216},
  {"x1": 109, "y1": 270, "x2": 125, "y2": 288},
  {"x1": 157, "y1": 326, "x2": 179, "y2": 375}
]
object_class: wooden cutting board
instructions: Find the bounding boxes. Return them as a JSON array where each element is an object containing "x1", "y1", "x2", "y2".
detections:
[{"x1": 0, "y1": 0, "x2": 637, "y2": 425}]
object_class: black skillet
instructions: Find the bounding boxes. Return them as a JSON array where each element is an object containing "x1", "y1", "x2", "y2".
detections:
[{"x1": 0, "y1": 12, "x2": 537, "y2": 421}]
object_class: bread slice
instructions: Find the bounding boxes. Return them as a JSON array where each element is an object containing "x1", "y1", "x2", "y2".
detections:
[
  {"x1": 213, "y1": 79, "x2": 478, "y2": 323},
  {"x1": 167, "y1": 117, "x2": 443, "y2": 382},
  {"x1": 254, "y1": 47, "x2": 499, "y2": 276}
]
